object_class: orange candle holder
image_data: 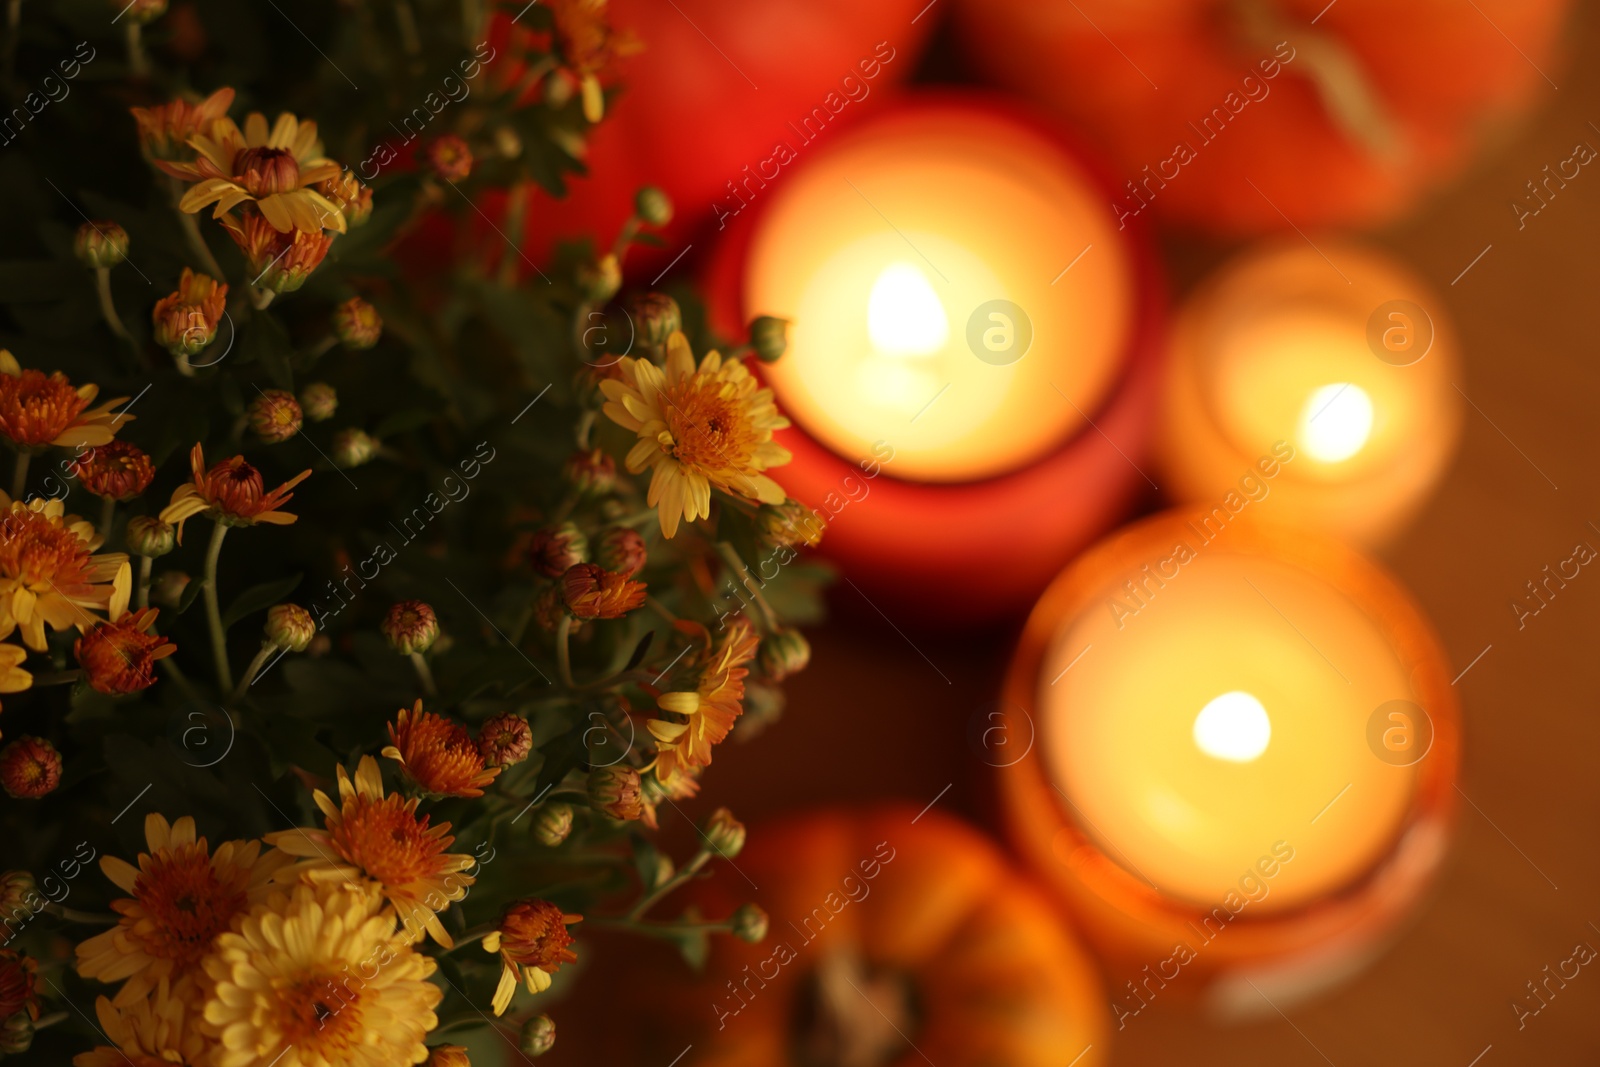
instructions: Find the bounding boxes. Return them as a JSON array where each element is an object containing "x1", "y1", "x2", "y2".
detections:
[
  {"x1": 705, "y1": 94, "x2": 1166, "y2": 622},
  {"x1": 996, "y1": 509, "x2": 1459, "y2": 1018},
  {"x1": 1156, "y1": 239, "x2": 1463, "y2": 548}
]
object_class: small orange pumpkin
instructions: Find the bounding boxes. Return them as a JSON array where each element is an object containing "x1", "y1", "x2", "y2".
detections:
[{"x1": 564, "y1": 806, "x2": 1108, "y2": 1066}]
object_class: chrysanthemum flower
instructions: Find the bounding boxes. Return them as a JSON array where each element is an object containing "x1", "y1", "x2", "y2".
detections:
[
  {"x1": 159, "y1": 443, "x2": 311, "y2": 544},
  {"x1": 425, "y1": 1047, "x2": 471, "y2": 1067},
  {"x1": 649, "y1": 618, "x2": 761, "y2": 786},
  {"x1": 0, "y1": 494, "x2": 128, "y2": 650},
  {"x1": 477, "y1": 713, "x2": 532, "y2": 768},
  {"x1": 0, "y1": 643, "x2": 32, "y2": 713},
  {"x1": 70, "y1": 439, "x2": 156, "y2": 502},
  {"x1": 560, "y1": 562, "x2": 645, "y2": 620},
  {"x1": 382, "y1": 700, "x2": 501, "y2": 798},
  {"x1": 151, "y1": 269, "x2": 228, "y2": 358},
  {"x1": 76, "y1": 814, "x2": 286, "y2": 1007},
  {"x1": 264, "y1": 756, "x2": 476, "y2": 948},
  {"x1": 160, "y1": 110, "x2": 347, "y2": 234},
  {"x1": 319, "y1": 170, "x2": 372, "y2": 227},
  {"x1": 0, "y1": 736, "x2": 60, "y2": 799},
  {"x1": 73, "y1": 975, "x2": 212, "y2": 1067},
  {"x1": 74, "y1": 607, "x2": 175, "y2": 695},
  {"x1": 599, "y1": 332, "x2": 791, "y2": 538},
  {"x1": 481, "y1": 899, "x2": 581, "y2": 1015},
  {"x1": 221, "y1": 210, "x2": 334, "y2": 294},
  {"x1": 0, "y1": 351, "x2": 132, "y2": 452},
  {"x1": 547, "y1": 0, "x2": 640, "y2": 121},
  {"x1": 0, "y1": 949, "x2": 37, "y2": 1022},
  {"x1": 200, "y1": 881, "x2": 441, "y2": 1067},
  {"x1": 130, "y1": 87, "x2": 235, "y2": 163},
  {"x1": 422, "y1": 135, "x2": 472, "y2": 183}
]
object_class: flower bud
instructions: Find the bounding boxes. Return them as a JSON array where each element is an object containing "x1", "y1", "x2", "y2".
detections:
[
  {"x1": 730, "y1": 902, "x2": 769, "y2": 943},
  {"x1": 494, "y1": 125, "x2": 523, "y2": 160},
  {"x1": 759, "y1": 628, "x2": 810, "y2": 681},
  {"x1": 595, "y1": 528, "x2": 646, "y2": 578},
  {"x1": 248, "y1": 389, "x2": 303, "y2": 443},
  {"x1": 0, "y1": 737, "x2": 60, "y2": 800},
  {"x1": 519, "y1": 1014, "x2": 556, "y2": 1057},
  {"x1": 425, "y1": 1047, "x2": 470, "y2": 1067},
  {"x1": 71, "y1": 440, "x2": 155, "y2": 502},
  {"x1": 647, "y1": 852, "x2": 674, "y2": 888},
  {"x1": 333, "y1": 297, "x2": 383, "y2": 350},
  {"x1": 125, "y1": 516, "x2": 176, "y2": 558},
  {"x1": 424, "y1": 134, "x2": 474, "y2": 183},
  {"x1": 527, "y1": 523, "x2": 588, "y2": 579},
  {"x1": 634, "y1": 187, "x2": 672, "y2": 226},
  {"x1": 122, "y1": 0, "x2": 167, "y2": 25},
  {"x1": 757, "y1": 499, "x2": 825, "y2": 549},
  {"x1": 700, "y1": 807, "x2": 746, "y2": 859},
  {"x1": 332, "y1": 428, "x2": 378, "y2": 468},
  {"x1": 320, "y1": 170, "x2": 372, "y2": 227},
  {"x1": 563, "y1": 449, "x2": 615, "y2": 497},
  {"x1": 532, "y1": 802, "x2": 573, "y2": 847},
  {"x1": 478, "y1": 713, "x2": 533, "y2": 768},
  {"x1": 74, "y1": 220, "x2": 128, "y2": 269},
  {"x1": 627, "y1": 292, "x2": 682, "y2": 350},
  {"x1": 748, "y1": 315, "x2": 789, "y2": 363},
  {"x1": 382, "y1": 600, "x2": 439, "y2": 655},
  {"x1": 152, "y1": 269, "x2": 226, "y2": 358},
  {"x1": 0, "y1": 871, "x2": 39, "y2": 940},
  {"x1": 587, "y1": 764, "x2": 642, "y2": 821},
  {"x1": 299, "y1": 382, "x2": 338, "y2": 422},
  {"x1": 0, "y1": 1010, "x2": 33, "y2": 1056},
  {"x1": 577, "y1": 253, "x2": 621, "y2": 303},
  {"x1": 265, "y1": 603, "x2": 315, "y2": 652},
  {"x1": 150, "y1": 571, "x2": 190, "y2": 610}
]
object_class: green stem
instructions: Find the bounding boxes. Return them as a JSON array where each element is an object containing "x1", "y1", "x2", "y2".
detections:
[
  {"x1": 409, "y1": 651, "x2": 437, "y2": 695},
  {"x1": 610, "y1": 214, "x2": 642, "y2": 261},
  {"x1": 304, "y1": 334, "x2": 338, "y2": 363},
  {"x1": 95, "y1": 267, "x2": 135, "y2": 345},
  {"x1": 586, "y1": 915, "x2": 733, "y2": 940},
  {"x1": 31, "y1": 670, "x2": 83, "y2": 687},
  {"x1": 554, "y1": 614, "x2": 574, "y2": 687},
  {"x1": 32, "y1": 1011, "x2": 68, "y2": 1031},
  {"x1": 627, "y1": 848, "x2": 713, "y2": 921},
  {"x1": 716, "y1": 542, "x2": 779, "y2": 632},
  {"x1": 98, "y1": 496, "x2": 115, "y2": 544},
  {"x1": 250, "y1": 288, "x2": 276, "y2": 311},
  {"x1": 45, "y1": 904, "x2": 119, "y2": 925},
  {"x1": 136, "y1": 555, "x2": 152, "y2": 610},
  {"x1": 231, "y1": 641, "x2": 276, "y2": 704},
  {"x1": 498, "y1": 180, "x2": 530, "y2": 287},
  {"x1": 10, "y1": 451, "x2": 27, "y2": 501},
  {"x1": 168, "y1": 180, "x2": 227, "y2": 279},
  {"x1": 203, "y1": 523, "x2": 232, "y2": 691},
  {"x1": 124, "y1": 20, "x2": 147, "y2": 79}
]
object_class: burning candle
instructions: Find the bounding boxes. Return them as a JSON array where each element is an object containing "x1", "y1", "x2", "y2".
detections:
[
  {"x1": 1156, "y1": 240, "x2": 1462, "y2": 547},
  {"x1": 998, "y1": 510, "x2": 1458, "y2": 1012},
  {"x1": 707, "y1": 95, "x2": 1165, "y2": 620}
]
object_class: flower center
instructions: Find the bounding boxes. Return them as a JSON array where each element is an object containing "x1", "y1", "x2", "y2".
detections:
[
  {"x1": 663, "y1": 381, "x2": 757, "y2": 476},
  {"x1": 277, "y1": 972, "x2": 366, "y2": 1051},
  {"x1": 0, "y1": 509, "x2": 93, "y2": 587},
  {"x1": 0, "y1": 370, "x2": 89, "y2": 446},
  {"x1": 236, "y1": 146, "x2": 301, "y2": 196},
  {"x1": 133, "y1": 844, "x2": 247, "y2": 967},
  {"x1": 331, "y1": 797, "x2": 441, "y2": 888}
]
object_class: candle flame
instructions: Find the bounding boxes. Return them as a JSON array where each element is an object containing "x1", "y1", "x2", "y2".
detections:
[
  {"x1": 1300, "y1": 383, "x2": 1374, "y2": 463},
  {"x1": 866, "y1": 261, "x2": 947, "y2": 358},
  {"x1": 1193, "y1": 691, "x2": 1271, "y2": 763}
]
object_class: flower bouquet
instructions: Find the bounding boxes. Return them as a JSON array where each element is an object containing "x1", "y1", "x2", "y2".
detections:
[{"x1": 0, "y1": 1, "x2": 827, "y2": 1062}]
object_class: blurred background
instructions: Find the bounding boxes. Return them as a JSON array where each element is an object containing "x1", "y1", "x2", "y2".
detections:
[{"x1": 552, "y1": 1, "x2": 1600, "y2": 1063}]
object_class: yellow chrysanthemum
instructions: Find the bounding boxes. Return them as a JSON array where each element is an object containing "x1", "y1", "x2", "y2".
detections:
[
  {"x1": 200, "y1": 881, "x2": 442, "y2": 1067},
  {"x1": 73, "y1": 975, "x2": 213, "y2": 1067},
  {"x1": 0, "y1": 642, "x2": 31, "y2": 713},
  {"x1": 0, "y1": 493, "x2": 128, "y2": 651},
  {"x1": 648, "y1": 618, "x2": 761, "y2": 787},
  {"x1": 264, "y1": 756, "x2": 476, "y2": 948},
  {"x1": 160, "y1": 111, "x2": 347, "y2": 234},
  {"x1": 599, "y1": 331, "x2": 791, "y2": 538},
  {"x1": 76, "y1": 814, "x2": 287, "y2": 1007}
]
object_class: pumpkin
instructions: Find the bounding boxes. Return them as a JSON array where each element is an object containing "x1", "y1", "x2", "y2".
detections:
[
  {"x1": 505, "y1": 0, "x2": 935, "y2": 269},
  {"x1": 950, "y1": 0, "x2": 1573, "y2": 233},
  {"x1": 561, "y1": 806, "x2": 1108, "y2": 1066}
]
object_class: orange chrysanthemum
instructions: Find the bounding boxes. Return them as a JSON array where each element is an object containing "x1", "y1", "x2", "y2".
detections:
[
  {"x1": 130, "y1": 87, "x2": 235, "y2": 163},
  {"x1": 74, "y1": 607, "x2": 175, "y2": 695},
  {"x1": 264, "y1": 756, "x2": 477, "y2": 948},
  {"x1": 151, "y1": 269, "x2": 228, "y2": 358},
  {"x1": 560, "y1": 562, "x2": 645, "y2": 620},
  {"x1": 70, "y1": 439, "x2": 156, "y2": 502},
  {"x1": 221, "y1": 209, "x2": 335, "y2": 294},
  {"x1": 158, "y1": 110, "x2": 347, "y2": 234},
  {"x1": 481, "y1": 899, "x2": 581, "y2": 1015},
  {"x1": 382, "y1": 700, "x2": 501, "y2": 798},
  {"x1": 0, "y1": 494, "x2": 128, "y2": 650},
  {"x1": 0, "y1": 948, "x2": 38, "y2": 1022},
  {"x1": 0, "y1": 351, "x2": 132, "y2": 452},
  {"x1": 547, "y1": 0, "x2": 640, "y2": 121},
  {"x1": 76, "y1": 813, "x2": 286, "y2": 1008},
  {"x1": 158, "y1": 443, "x2": 310, "y2": 544},
  {"x1": 648, "y1": 618, "x2": 761, "y2": 787}
]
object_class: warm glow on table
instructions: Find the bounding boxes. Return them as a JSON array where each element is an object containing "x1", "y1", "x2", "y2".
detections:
[
  {"x1": 1042, "y1": 546, "x2": 1419, "y2": 911},
  {"x1": 745, "y1": 106, "x2": 1133, "y2": 483}
]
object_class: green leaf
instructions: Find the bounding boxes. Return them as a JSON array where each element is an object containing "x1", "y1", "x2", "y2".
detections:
[
  {"x1": 677, "y1": 928, "x2": 711, "y2": 973},
  {"x1": 176, "y1": 573, "x2": 207, "y2": 615},
  {"x1": 221, "y1": 573, "x2": 303, "y2": 630}
]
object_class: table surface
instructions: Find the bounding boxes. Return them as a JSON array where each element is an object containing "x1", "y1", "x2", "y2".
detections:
[
  {"x1": 567, "y1": 9, "x2": 1600, "y2": 1066},
  {"x1": 696, "y1": 17, "x2": 1600, "y2": 1067}
]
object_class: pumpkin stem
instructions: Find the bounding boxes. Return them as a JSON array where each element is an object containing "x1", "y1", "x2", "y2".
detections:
[
  {"x1": 793, "y1": 947, "x2": 918, "y2": 1067},
  {"x1": 1232, "y1": 0, "x2": 1410, "y2": 167}
]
